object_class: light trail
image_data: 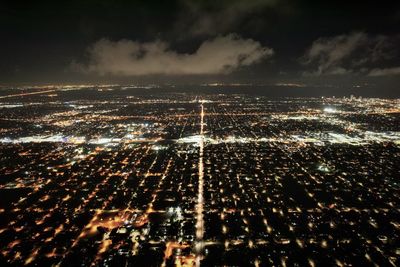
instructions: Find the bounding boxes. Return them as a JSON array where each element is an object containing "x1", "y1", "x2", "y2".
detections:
[
  {"x1": 195, "y1": 102, "x2": 205, "y2": 267},
  {"x1": 0, "y1": 89, "x2": 56, "y2": 99}
]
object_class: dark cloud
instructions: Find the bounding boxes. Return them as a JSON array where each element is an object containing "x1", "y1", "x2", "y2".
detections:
[
  {"x1": 75, "y1": 34, "x2": 273, "y2": 76},
  {"x1": 368, "y1": 67, "x2": 400, "y2": 76},
  {"x1": 1, "y1": 0, "x2": 400, "y2": 86},
  {"x1": 174, "y1": 0, "x2": 279, "y2": 37},
  {"x1": 301, "y1": 32, "x2": 366, "y2": 76},
  {"x1": 301, "y1": 32, "x2": 399, "y2": 76}
]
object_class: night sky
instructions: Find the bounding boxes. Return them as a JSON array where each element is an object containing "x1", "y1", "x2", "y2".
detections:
[{"x1": 1, "y1": 0, "x2": 400, "y2": 92}]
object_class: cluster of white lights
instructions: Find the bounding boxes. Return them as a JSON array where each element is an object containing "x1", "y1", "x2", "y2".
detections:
[{"x1": 323, "y1": 107, "x2": 337, "y2": 113}]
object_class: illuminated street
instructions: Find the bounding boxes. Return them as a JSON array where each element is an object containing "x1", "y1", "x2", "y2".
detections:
[{"x1": 195, "y1": 102, "x2": 205, "y2": 266}]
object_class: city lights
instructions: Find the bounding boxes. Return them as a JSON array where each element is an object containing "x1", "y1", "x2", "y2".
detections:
[{"x1": 0, "y1": 87, "x2": 399, "y2": 266}]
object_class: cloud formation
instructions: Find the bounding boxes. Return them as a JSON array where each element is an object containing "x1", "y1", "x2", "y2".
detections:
[
  {"x1": 76, "y1": 34, "x2": 273, "y2": 76},
  {"x1": 177, "y1": 0, "x2": 278, "y2": 37},
  {"x1": 368, "y1": 67, "x2": 400, "y2": 76},
  {"x1": 301, "y1": 32, "x2": 399, "y2": 76}
]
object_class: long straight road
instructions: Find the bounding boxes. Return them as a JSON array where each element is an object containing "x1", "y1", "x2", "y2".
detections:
[{"x1": 195, "y1": 102, "x2": 205, "y2": 267}]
